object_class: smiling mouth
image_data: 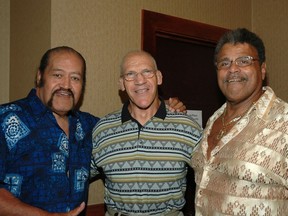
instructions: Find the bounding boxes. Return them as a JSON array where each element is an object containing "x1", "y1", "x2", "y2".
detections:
[
  {"x1": 54, "y1": 89, "x2": 73, "y2": 97},
  {"x1": 47, "y1": 89, "x2": 75, "y2": 110},
  {"x1": 224, "y1": 77, "x2": 248, "y2": 83},
  {"x1": 135, "y1": 88, "x2": 148, "y2": 94},
  {"x1": 56, "y1": 90, "x2": 72, "y2": 96}
]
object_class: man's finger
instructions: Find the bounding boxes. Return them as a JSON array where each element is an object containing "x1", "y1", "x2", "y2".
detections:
[{"x1": 69, "y1": 202, "x2": 85, "y2": 216}]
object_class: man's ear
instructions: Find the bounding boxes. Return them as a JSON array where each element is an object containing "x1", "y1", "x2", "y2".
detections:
[
  {"x1": 36, "y1": 70, "x2": 41, "y2": 86},
  {"x1": 118, "y1": 78, "x2": 126, "y2": 91},
  {"x1": 156, "y1": 70, "x2": 163, "y2": 85},
  {"x1": 261, "y1": 62, "x2": 267, "y2": 80}
]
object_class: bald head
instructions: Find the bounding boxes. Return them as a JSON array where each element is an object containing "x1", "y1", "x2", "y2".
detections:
[{"x1": 120, "y1": 50, "x2": 158, "y2": 76}]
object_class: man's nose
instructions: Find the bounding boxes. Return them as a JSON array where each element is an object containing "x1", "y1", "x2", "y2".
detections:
[
  {"x1": 228, "y1": 61, "x2": 240, "y2": 72},
  {"x1": 61, "y1": 76, "x2": 72, "y2": 88},
  {"x1": 134, "y1": 72, "x2": 146, "y2": 83}
]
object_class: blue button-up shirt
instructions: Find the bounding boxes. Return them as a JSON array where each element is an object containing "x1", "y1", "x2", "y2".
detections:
[{"x1": 0, "y1": 89, "x2": 99, "y2": 212}]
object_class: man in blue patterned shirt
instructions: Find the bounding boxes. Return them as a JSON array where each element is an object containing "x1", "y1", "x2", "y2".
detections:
[
  {"x1": 91, "y1": 51, "x2": 202, "y2": 216},
  {"x1": 0, "y1": 46, "x2": 99, "y2": 215}
]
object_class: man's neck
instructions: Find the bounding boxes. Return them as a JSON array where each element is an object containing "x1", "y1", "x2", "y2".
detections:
[
  {"x1": 53, "y1": 112, "x2": 69, "y2": 136},
  {"x1": 129, "y1": 99, "x2": 161, "y2": 126}
]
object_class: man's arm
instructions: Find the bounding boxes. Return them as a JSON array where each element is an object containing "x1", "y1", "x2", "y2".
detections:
[{"x1": 0, "y1": 188, "x2": 85, "y2": 216}]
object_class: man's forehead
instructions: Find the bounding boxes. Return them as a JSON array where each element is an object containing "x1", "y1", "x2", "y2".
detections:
[
  {"x1": 125, "y1": 55, "x2": 153, "y2": 67},
  {"x1": 48, "y1": 51, "x2": 82, "y2": 67},
  {"x1": 218, "y1": 43, "x2": 257, "y2": 57}
]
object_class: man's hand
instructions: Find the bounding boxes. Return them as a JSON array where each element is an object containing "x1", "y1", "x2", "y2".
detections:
[
  {"x1": 68, "y1": 202, "x2": 85, "y2": 216},
  {"x1": 53, "y1": 202, "x2": 85, "y2": 216},
  {"x1": 166, "y1": 97, "x2": 187, "y2": 113},
  {"x1": 0, "y1": 188, "x2": 86, "y2": 216}
]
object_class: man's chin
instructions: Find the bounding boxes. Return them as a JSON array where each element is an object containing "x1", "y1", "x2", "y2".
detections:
[
  {"x1": 49, "y1": 105, "x2": 75, "y2": 115},
  {"x1": 131, "y1": 98, "x2": 159, "y2": 110},
  {"x1": 51, "y1": 109, "x2": 72, "y2": 117},
  {"x1": 135, "y1": 102, "x2": 153, "y2": 110},
  {"x1": 48, "y1": 97, "x2": 75, "y2": 111}
]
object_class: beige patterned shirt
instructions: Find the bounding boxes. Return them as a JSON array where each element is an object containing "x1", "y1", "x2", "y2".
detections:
[{"x1": 192, "y1": 87, "x2": 288, "y2": 216}]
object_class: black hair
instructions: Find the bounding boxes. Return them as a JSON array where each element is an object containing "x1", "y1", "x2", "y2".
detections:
[{"x1": 214, "y1": 28, "x2": 266, "y2": 65}]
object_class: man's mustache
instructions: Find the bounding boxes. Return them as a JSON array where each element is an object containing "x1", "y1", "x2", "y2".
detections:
[
  {"x1": 53, "y1": 88, "x2": 74, "y2": 97},
  {"x1": 47, "y1": 88, "x2": 75, "y2": 108}
]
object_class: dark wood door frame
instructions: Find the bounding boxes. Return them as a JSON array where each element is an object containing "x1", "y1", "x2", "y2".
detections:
[{"x1": 142, "y1": 10, "x2": 228, "y2": 54}]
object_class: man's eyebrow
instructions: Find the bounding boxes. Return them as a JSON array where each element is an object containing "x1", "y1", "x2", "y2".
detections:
[
  {"x1": 51, "y1": 68, "x2": 64, "y2": 72},
  {"x1": 217, "y1": 57, "x2": 230, "y2": 62},
  {"x1": 51, "y1": 68, "x2": 82, "y2": 74}
]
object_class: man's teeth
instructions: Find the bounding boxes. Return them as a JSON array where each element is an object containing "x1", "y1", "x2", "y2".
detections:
[
  {"x1": 226, "y1": 78, "x2": 246, "y2": 83},
  {"x1": 57, "y1": 91, "x2": 71, "y2": 96},
  {"x1": 136, "y1": 89, "x2": 147, "y2": 93}
]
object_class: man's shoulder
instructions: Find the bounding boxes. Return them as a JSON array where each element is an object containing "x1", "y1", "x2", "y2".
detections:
[
  {"x1": 165, "y1": 111, "x2": 203, "y2": 131},
  {"x1": 94, "y1": 109, "x2": 122, "y2": 126},
  {"x1": 102, "y1": 109, "x2": 122, "y2": 120},
  {"x1": 272, "y1": 96, "x2": 288, "y2": 117},
  {"x1": 166, "y1": 110, "x2": 200, "y2": 122},
  {"x1": 275, "y1": 96, "x2": 288, "y2": 107},
  {"x1": 74, "y1": 110, "x2": 100, "y2": 129},
  {"x1": 0, "y1": 89, "x2": 43, "y2": 118},
  {"x1": 77, "y1": 110, "x2": 100, "y2": 120},
  {"x1": 92, "y1": 109, "x2": 122, "y2": 136},
  {"x1": 0, "y1": 97, "x2": 29, "y2": 117}
]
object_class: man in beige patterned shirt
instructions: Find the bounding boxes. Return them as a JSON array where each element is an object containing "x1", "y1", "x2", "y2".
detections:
[{"x1": 192, "y1": 28, "x2": 288, "y2": 215}]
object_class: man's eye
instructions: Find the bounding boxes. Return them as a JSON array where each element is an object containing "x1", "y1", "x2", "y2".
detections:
[
  {"x1": 71, "y1": 76, "x2": 80, "y2": 81},
  {"x1": 53, "y1": 74, "x2": 62, "y2": 78},
  {"x1": 142, "y1": 70, "x2": 152, "y2": 75},
  {"x1": 239, "y1": 59, "x2": 249, "y2": 64},
  {"x1": 125, "y1": 72, "x2": 135, "y2": 77},
  {"x1": 220, "y1": 61, "x2": 229, "y2": 67}
]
